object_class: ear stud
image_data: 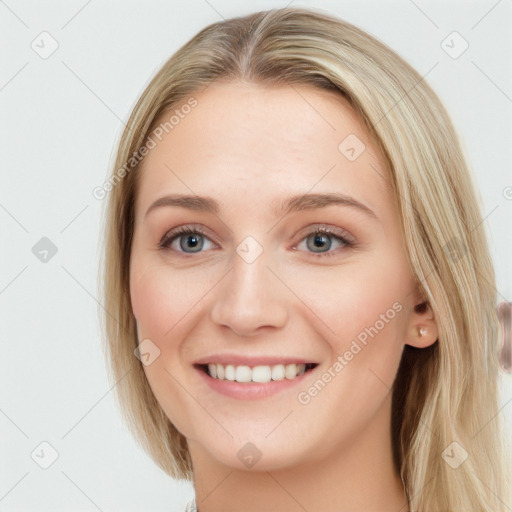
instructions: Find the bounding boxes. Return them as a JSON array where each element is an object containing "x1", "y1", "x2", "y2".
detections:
[{"x1": 418, "y1": 326, "x2": 427, "y2": 337}]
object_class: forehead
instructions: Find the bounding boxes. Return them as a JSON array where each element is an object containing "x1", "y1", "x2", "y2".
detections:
[{"x1": 135, "y1": 81, "x2": 390, "y2": 220}]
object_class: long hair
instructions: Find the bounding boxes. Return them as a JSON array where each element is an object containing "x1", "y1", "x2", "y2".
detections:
[{"x1": 98, "y1": 7, "x2": 511, "y2": 510}]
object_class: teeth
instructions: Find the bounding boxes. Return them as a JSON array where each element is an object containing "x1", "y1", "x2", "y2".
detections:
[
  {"x1": 205, "y1": 363, "x2": 308, "y2": 382},
  {"x1": 235, "y1": 365, "x2": 252, "y2": 383},
  {"x1": 285, "y1": 364, "x2": 298, "y2": 379},
  {"x1": 252, "y1": 365, "x2": 272, "y2": 383},
  {"x1": 225, "y1": 364, "x2": 235, "y2": 381},
  {"x1": 271, "y1": 364, "x2": 285, "y2": 381}
]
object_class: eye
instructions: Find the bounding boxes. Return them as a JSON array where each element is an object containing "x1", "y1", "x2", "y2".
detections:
[
  {"x1": 295, "y1": 225, "x2": 355, "y2": 257},
  {"x1": 158, "y1": 225, "x2": 215, "y2": 254},
  {"x1": 158, "y1": 224, "x2": 355, "y2": 257}
]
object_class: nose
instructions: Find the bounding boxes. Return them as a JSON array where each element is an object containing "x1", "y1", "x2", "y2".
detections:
[{"x1": 210, "y1": 249, "x2": 289, "y2": 337}]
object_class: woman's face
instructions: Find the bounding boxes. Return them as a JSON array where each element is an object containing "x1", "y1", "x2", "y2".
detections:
[{"x1": 130, "y1": 81, "x2": 425, "y2": 471}]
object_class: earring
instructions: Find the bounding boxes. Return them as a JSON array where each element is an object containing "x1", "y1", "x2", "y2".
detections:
[{"x1": 418, "y1": 326, "x2": 427, "y2": 337}]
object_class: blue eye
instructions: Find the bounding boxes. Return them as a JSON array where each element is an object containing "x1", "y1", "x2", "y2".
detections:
[
  {"x1": 158, "y1": 225, "x2": 355, "y2": 257},
  {"x1": 159, "y1": 226, "x2": 214, "y2": 253},
  {"x1": 293, "y1": 226, "x2": 354, "y2": 257},
  {"x1": 300, "y1": 230, "x2": 351, "y2": 255}
]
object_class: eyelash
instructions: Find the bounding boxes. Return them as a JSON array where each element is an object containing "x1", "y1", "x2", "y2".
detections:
[{"x1": 158, "y1": 224, "x2": 356, "y2": 258}]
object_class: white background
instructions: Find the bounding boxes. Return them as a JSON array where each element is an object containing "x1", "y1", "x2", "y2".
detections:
[{"x1": 1, "y1": 1, "x2": 511, "y2": 511}]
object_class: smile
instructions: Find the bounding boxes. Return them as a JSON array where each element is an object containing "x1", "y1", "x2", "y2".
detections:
[{"x1": 199, "y1": 363, "x2": 318, "y2": 383}]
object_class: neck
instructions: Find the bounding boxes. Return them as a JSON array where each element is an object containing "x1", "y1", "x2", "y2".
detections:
[{"x1": 187, "y1": 395, "x2": 409, "y2": 512}]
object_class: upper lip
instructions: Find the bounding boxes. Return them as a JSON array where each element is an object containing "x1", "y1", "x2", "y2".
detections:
[{"x1": 194, "y1": 354, "x2": 319, "y2": 366}]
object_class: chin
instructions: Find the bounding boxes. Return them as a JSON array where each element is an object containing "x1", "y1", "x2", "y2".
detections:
[{"x1": 189, "y1": 426, "x2": 321, "y2": 473}]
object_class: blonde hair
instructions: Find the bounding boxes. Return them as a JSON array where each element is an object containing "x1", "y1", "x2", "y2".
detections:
[{"x1": 98, "y1": 7, "x2": 511, "y2": 510}]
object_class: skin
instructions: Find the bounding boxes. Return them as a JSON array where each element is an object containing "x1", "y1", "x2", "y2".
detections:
[{"x1": 129, "y1": 80, "x2": 438, "y2": 512}]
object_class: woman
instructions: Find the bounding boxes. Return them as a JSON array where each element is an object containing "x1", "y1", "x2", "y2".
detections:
[{"x1": 99, "y1": 7, "x2": 511, "y2": 511}]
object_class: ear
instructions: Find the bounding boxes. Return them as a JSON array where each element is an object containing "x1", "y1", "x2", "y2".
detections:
[{"x1": 405, "y1": 300, "x2": 438, "y2": 349}]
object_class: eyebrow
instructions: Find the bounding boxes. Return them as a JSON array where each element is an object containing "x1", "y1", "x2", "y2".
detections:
[{"x1": 144, "y1": 192, "x2": 378, "y2": 220}]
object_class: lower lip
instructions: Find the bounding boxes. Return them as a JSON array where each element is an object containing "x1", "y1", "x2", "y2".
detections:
[{"x1": 195, "y1": 365, "x2": 315, "y2": 400}]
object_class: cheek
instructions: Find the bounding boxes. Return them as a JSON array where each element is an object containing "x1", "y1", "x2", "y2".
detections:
[
  {"x1": 130, "y1": 268, "x2": 172, "y2": 342},
  {"x1": 130, "y1": 258, "x2": 205, "y2": 342},
  {"x1": 301, "y1": 259, "x2": 409, "y2": 338},
  {"x1": 129, "y1": 258, "x2": 207, "y2": 437},
  {"x1": 288, "y1": 255, "x2": 411, "y2": 441},
  {"x1": 292, "y1": 252, "x2": 412, "y2": 383}
]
